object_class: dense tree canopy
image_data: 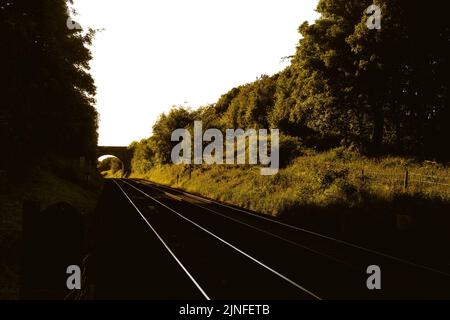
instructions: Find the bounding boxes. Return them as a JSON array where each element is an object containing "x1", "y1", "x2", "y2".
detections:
[
  {"x1": 0, "y1": 0, "x2": 98, "y2": 171},
  {"x1": 132, "y1": 0, "x2": 449, "y2": 170}
]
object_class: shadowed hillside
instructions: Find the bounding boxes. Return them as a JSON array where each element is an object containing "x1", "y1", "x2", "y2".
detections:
[{"x1": 0, "y1": 1, "x2": 101, "y2": 299}]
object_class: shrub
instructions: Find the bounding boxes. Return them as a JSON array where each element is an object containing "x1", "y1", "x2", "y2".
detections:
[{"x1": 278, "y1": 135, "x2": 303, "y2": 168}]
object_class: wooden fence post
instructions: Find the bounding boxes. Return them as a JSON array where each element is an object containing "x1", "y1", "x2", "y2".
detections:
[{"x1": 404, "y1": 169, "x2": 409, "y2": 190}]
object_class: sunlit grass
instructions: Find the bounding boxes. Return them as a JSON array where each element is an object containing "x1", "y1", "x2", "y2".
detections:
[
  {"x1": 101, "y1": 169, "x2": 125, "y2": 178},
  {"x1": 131, "y1": 148, "x2": 450, "y2": 216}
]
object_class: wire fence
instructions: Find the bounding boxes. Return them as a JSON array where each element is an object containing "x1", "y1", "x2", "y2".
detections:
[{"x1": 359, "y1": 168, "x2": 450, "y2": 189}]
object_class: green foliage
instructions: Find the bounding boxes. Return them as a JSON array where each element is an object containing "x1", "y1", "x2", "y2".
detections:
[
  {"x1": 132, "y1": 150, "x2": 450, "y2": 216},
  {"x1": 131, "y1": 0, "x2": 450, "y2": 175},
  {"x1": 0, "y1": 0, "x2": 99, "y2": 171},
  {"x1": 129, "y1": 139, "x2": 154, "y2": 175},
  {"x1": 220, "y1": 75, "x2": 278, "y2": 129},
  {"x1": 98, "y1": 157, "x2": 123, "y2": 174},
  {"x1": 286, "y1": 0, "x2": 450, "y2": 157},
  {"x1": 278, "y1": 134, "x2": 303, "y2": 168},
  {"x1": 149, "y1": 107, "x2": 195, "y2": 164}
]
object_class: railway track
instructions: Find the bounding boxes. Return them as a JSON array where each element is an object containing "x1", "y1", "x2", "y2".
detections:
[{"x1": 90, "y1": 179, "x2": 450, "y2": 299}]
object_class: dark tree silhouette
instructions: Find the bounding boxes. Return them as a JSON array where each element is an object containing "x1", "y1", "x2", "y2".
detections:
[{"x1": 0, "y1": 0, "x2": 98, "y2": 173}]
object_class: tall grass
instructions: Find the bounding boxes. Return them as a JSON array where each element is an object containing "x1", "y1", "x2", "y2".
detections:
[
  {"x1": 101, "y1": 169, "x2": 125, "y2": 178},
  {"x1": 132, "y1": 148, "x2": 450, "y2": 216}
]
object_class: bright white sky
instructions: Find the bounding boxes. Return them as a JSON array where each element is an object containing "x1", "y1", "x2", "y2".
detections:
[{"x1": 72, "y1": 0, "x2": 320, "y2": 146}]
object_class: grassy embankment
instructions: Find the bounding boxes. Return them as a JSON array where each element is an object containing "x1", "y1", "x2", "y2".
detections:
[
  {"x1": 100, "y1": 170, "x2": 125, "y2": 178},
  {"x1": 0, "y1": 157, "x2": 102, "y2": 299},
  {"x1": 131, "y1": 148, "x2": 450, "y2": 263}
]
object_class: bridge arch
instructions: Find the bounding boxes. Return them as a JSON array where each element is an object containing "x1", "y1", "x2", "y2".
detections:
[{"x1": 97, "y1": 146, "x2": 133, "y2": 175}]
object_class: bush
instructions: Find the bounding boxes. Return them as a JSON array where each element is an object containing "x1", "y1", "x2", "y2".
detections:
[{"x1": 278, "y1": 135, "x2": 303, "y2": 168}]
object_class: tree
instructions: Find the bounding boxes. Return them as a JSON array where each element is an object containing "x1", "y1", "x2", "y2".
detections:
[
  {"x1": 0, "y1": 0, "x2": 98, "y2": 172},
  {"x1": 130, "y1": 0, "x2": 450, "y2": 174},
  {"x1": 149, "y1": 107, "x2": 194, "y2": 164},
  {"x1": 348, "y1": 0, "x2": 450, "y2": 158},
  {"x1": 281, "y1": 0, "x2": 449, "y2": 158},
  {"x1": 97, "y1": 157, "x2": 122, "y2": 174},
  {"x1": 129, "y1": 139, "x2": 154, "y2": 175},
  {"x1": 220, "y1": 75, "x2": 277, "y2": 129},
  {"x1": 287, "y1": 0, "x2": 373, "y2": 150}
]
